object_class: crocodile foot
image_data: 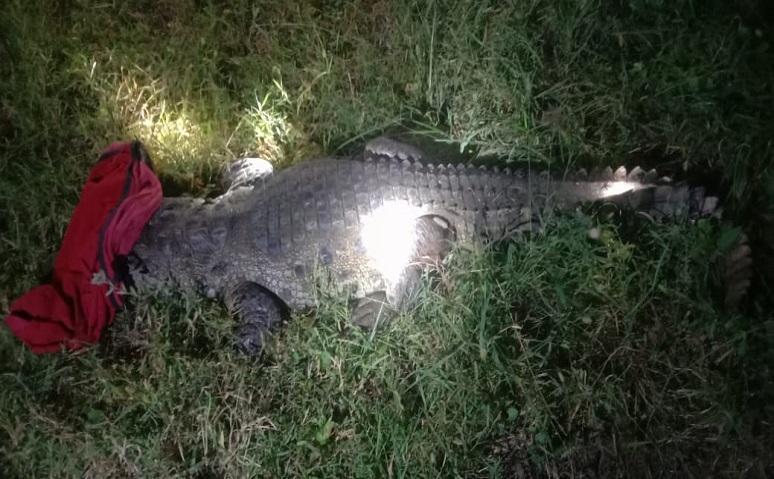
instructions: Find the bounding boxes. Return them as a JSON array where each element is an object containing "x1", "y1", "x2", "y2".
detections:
[
  {"x1": 225, "y1": 282, "x2": 285, "y2": 356},
  {"x1": 351, "y1": 291, "x2": 395, "y2": 332}
]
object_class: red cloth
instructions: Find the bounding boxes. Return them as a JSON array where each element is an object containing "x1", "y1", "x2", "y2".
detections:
[{"x1": 4, "y1": 141, "x2": 162, "y2": 353}]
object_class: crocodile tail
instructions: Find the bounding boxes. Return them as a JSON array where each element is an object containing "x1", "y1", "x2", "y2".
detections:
[
  {"x1": 610, "y1": 182, "x2": 721, "y2": 220},
  {"x1": 564, "y1": 165, "x2": 722, "y2": 220}
]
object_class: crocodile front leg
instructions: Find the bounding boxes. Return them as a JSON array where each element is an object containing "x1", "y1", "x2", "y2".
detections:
[{"x1": 224, "y1": 282, "x2": 286, "y2": 356}]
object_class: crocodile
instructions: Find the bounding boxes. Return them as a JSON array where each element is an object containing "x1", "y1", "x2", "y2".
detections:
[{"x1": 126, "y1": 137, "x2": 722, "y2": 355}]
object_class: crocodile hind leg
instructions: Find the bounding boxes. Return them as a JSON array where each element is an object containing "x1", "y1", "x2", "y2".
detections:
[
  {"x1": 364, "y1": 136, "x2": 425, "y2": 161},
  {"x1": 224, "y1": 282, "x2": 285, "y2": 356},
  {"x1": 221, "y1": 156, "x2": 274, "y2": 192},
  {"x1": 351, "y1": 214, "x2": 456, "y2": 331}
]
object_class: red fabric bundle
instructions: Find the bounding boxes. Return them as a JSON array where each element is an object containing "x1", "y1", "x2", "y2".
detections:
[{"x1": 4, "y1": 141, "x2": 162, "y2": 353}]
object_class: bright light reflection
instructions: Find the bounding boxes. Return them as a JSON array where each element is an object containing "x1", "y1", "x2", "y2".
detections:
[
  {"x1": 599, "y1": 181, "x2": 640, "y2": 198},
  {"x1": 360, "y1": 202, "x2": 425, "y2": 284}
]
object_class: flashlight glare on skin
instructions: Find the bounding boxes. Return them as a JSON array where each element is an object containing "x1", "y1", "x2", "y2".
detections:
[
  {"x1": 599, "y1": 181, "x2": 640, "y2": 198},
  {"x1": 360, "y1": 202, "x2": 424, "y2": 284},
  {"x1": 359, "y1": 184, "x2": 643, "y2": 282}
]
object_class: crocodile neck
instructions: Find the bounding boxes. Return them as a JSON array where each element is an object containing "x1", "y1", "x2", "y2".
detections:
[{"x1": 129, "y1": 196, "x2": 217, "y2": 294}]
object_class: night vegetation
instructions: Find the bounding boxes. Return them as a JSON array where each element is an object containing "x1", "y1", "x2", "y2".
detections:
[{"x1": 1, "y1": 1, "x2": 772, "y2": 477}]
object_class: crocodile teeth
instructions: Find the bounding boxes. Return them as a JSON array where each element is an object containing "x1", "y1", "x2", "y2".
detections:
[
  {"x1": 614, "y1": 166, "x2": 627, "y2": 181},
  {"x1": 627, "y1": 166, "x2": 645, "y2": 182}
]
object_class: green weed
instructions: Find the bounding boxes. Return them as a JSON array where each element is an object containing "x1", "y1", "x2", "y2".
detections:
[{"x1": 1, "y1": 0, "x2": 772, "y2": 477}]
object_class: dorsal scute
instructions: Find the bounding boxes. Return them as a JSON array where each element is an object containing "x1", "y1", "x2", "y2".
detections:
[{"x1": 627, "y1": 166, "x2": 644, "y2": 182}]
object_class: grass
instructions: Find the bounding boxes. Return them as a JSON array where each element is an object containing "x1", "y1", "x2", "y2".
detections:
[{"x1": 1, "y1": 0, "x2": 773, "y2": 477}]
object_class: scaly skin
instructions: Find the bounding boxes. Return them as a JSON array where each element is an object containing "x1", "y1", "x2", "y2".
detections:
[{"x1": 127, "y1": 141, "x2": 717, "y2": 314}]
